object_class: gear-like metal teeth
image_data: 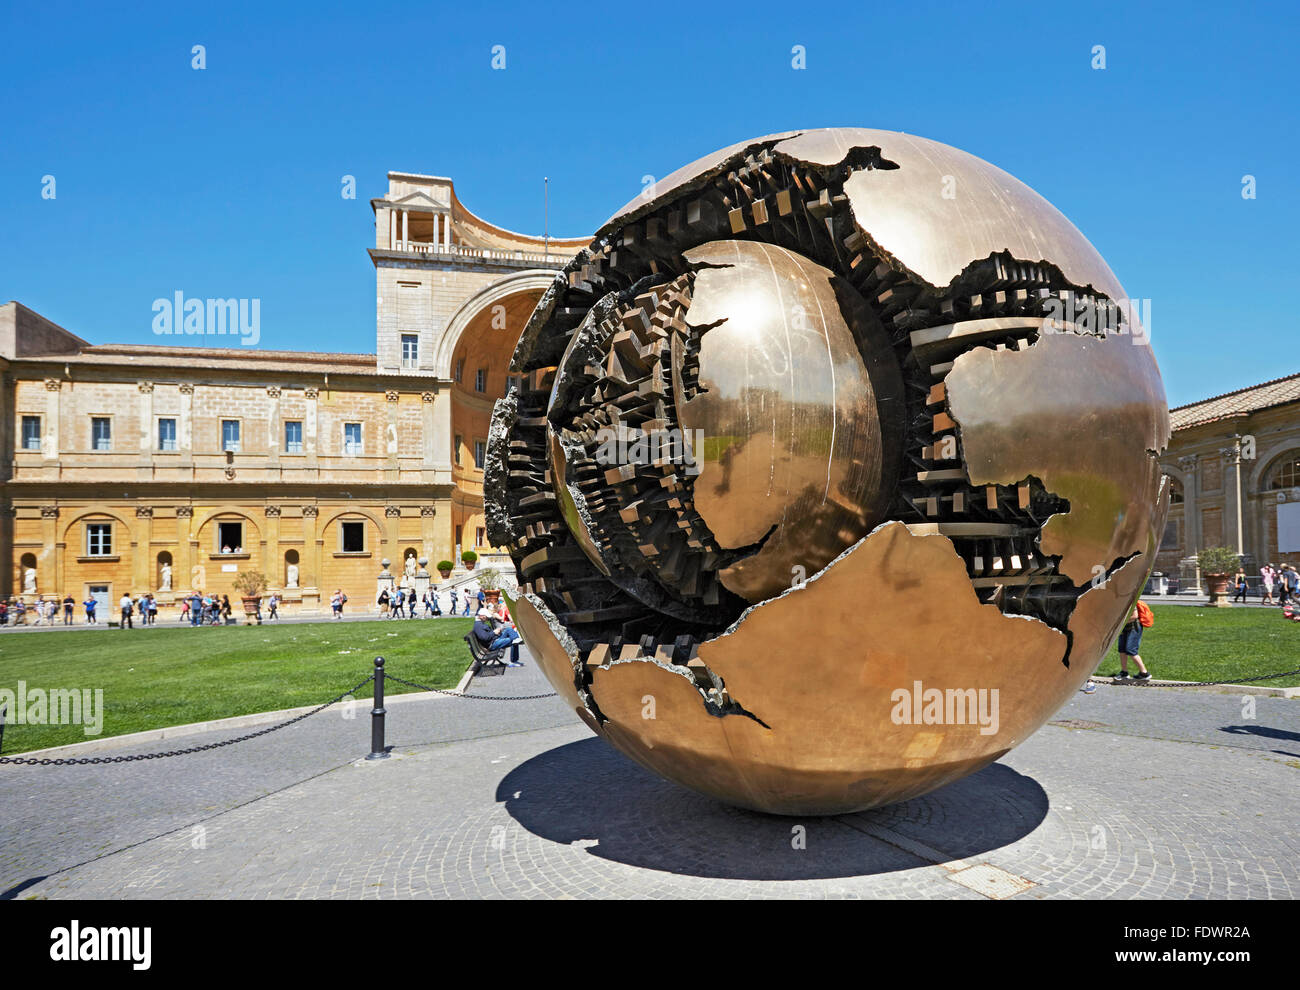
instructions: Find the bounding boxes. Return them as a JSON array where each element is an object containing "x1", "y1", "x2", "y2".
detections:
[{"x1": 489, "y1": 140, "x2": 1143, "y2": 650}]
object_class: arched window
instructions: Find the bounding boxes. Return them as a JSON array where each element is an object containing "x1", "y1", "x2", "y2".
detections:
[{"x1": 1266, "y1": 451, "x2": 1300, "y2": 490}]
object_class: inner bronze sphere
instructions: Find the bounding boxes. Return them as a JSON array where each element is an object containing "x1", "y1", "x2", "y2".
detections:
[{"x1": 486, "y1": 128, "x2": 1170, "y2": 816}]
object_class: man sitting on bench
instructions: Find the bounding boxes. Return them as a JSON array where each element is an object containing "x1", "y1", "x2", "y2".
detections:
[{"x1": 473, "y1": 608, "x2": 524, "y2": 667}]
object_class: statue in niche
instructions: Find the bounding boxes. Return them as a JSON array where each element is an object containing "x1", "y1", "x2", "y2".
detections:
[
  {"x1": 286, "y1": 562, "x2": 299, "y2": 589},
  {"x1": 23, "y1": 567, "x2": 37, "y2": 594},
  {"x1": 159, "y1": 562, "x2": 172, "y2": 591},
  {"x1": 404, "y1": 551, "x2": 417, "y2": 580}
]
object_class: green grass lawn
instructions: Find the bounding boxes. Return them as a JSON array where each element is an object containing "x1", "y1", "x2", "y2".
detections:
[
  {"x1": 0, "y1": 618, "x2": 474, "y2": 754},
  {"x1": 1100, "y1": 605, "x2": 1300, "y2": 687}
]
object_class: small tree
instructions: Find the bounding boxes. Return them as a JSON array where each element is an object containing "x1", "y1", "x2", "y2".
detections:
[
  {"x1": 436, "y1": 559, "x2": 454, "y2": 573},
  {"x1": 232, "y1": 570, "x2": 268, "y2": 597},
  {"x1": 477, "y1": 568, "x2": 502, "y2": 592},
  {"x1": 1196, "y1": 546, "x2": 1240, "y2": 576},
  {"x1": 461, "y1": 550, "x2": 479, "y2": 565}
]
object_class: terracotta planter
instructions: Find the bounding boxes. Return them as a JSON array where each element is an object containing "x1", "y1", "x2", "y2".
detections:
[
  {"x1": 1204, "y1": 573, "x2": 1231, "y2": 606},
  {"x1": 438, "y1": 568, "x2": 452, "y2": 579},
  {"x1": 483, "y1": 589, "x2": 501, "y2": 606},
  {"x1": 463, "y1": 561, "x2": 477, "y2": 571},
  {"x1": 241, "y1": 595, "x2": 262, "y2": 624}
]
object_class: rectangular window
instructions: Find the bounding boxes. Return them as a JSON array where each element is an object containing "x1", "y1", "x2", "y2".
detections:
[
  {"x1": 473, "y1": 440, "x2": 486, "y2": 470},
  {"x1": 91, "y1": 417, "x2": 111, "y2": 451},
  {"x1": 20, "y1": 415, "x2": 41, "y2": 451},
  {"x1": 454, "y1": 434, "x2": 463, "y2": 465},
  {"x1": 476, "y1": 526, "x2": 486, "y2": 547},
  {"x1": 454, "y1": 359, "x2": 464, "y2": 383},
  {"x1": 401, "y1": 333, "x2": 419, "y2": 369},
  {"x1": 343, "y1": 422, "x2": 362, "y2": 456},
  {"x1": 157, "y1": 418, "x2": 177, "y2": 451},
  {"x1": 475, "y1": 368, "x2": 487, "y2": 393},
  {"x1": 222, "y1": 419, "x2": 241, "y2": 452},
  {"x1": 284, "y1": 420, "x2": 303, "y2": 454},
  {"x1": 86, "y1": 523, "x2": 112, "y2": 556},
  {"x1": 506, "y1": 375, "x2": 519, "y2": 394},
  {"x1": 217, "y1": 521, "x2": 243, "y2": 553},
  {"x1": 341, "y1": 521, "x2": 365, "y2": 553}
]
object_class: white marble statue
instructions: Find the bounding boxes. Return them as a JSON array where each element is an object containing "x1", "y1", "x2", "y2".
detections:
[
  {"x1": 23, "y1": 567, "x2": 36, "y2": 594},
  {"x1": 404, "y1": 552, "x2": 417, "y2": 580},
  {"x1": 286, "y1": 562, "x2": 299, "y2": 589},
  {"x1": 160, "y1": 562, "x2": 172, "y2": 591}
]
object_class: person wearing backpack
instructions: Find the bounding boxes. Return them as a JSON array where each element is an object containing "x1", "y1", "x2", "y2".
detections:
[{"x1": 1115, "y1": 600, "x2": 1154, "y2": 681}]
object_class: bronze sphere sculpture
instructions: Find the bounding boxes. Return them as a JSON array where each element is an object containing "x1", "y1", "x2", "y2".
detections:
[{"x1": 486, "y1": 128, "x2": 1169, "y2": 815}]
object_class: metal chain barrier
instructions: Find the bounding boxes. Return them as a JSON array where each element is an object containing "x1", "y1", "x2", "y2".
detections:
[
  {"x1": 1121, "y1": 667, "x2": 1300, "y2": 688},
  {"x1": 0, "y1": 674, "x2": 375, "y2": 766},
  {"x1": 383, "y1": 670, "x2": 556, "y2": 701}
]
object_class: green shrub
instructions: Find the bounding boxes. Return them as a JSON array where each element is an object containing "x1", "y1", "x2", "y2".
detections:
[{"x1": 1196, "y1": 546, "x2": 1240, "y2": 575}]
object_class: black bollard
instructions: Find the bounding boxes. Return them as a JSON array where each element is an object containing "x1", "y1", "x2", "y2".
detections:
[{"x1": 367, "y1": 656, "x2": 389, "y2": 761}]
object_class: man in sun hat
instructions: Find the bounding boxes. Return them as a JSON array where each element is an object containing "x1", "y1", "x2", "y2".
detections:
[{"x1": 473, "y1": 607, "x2": 524, "y2": 667}]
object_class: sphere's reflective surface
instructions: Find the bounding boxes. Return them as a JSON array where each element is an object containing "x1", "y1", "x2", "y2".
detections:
[{"x1": 487, "y1": 128, "x2": 1169, "y2": 815}]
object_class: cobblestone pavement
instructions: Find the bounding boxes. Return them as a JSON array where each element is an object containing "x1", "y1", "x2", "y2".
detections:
[{"x1": 3, "y1": 653, "x2": 1296, "y2": 899}]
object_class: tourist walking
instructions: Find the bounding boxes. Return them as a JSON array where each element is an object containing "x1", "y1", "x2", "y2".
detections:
[
  {"x1": 221, "y1": 595, "x2": 232, "y2": 624},
  {"x1": 119, "y1": 592, "x2": 134, "y2": 629},
  {"x1": 268, "y1": 593, "x2": 279, "y2": 621},
  {"x1": 62, "y1": 594, "x2": 75, "y2": 625},
  {"x1": 377, "y1": 587, "x2": 390, "y2": 618},
  {"x1": 1261, "y1": 564, "x2": 1276, "y2": 605},
  {"x1": 1284, "y1": 566, "x2": 1300, "y2": 606},
  {"x1": 1114, "y1": 601, "x2": 1153, "y2": 681},
  {"x1": 449, "y1": 589, "x2": 458, "y2": 616},
  {"x1": 1231, "y1": 570, "x2": 1248, "y2": 603}
]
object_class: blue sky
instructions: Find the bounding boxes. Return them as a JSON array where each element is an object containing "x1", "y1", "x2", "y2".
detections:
[{"x1": 1, "y1": 0, "x2": 1294, "y2": 406}]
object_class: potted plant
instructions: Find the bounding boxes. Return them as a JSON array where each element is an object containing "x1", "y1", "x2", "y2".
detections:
[
  {"x1": 477, "y1": 568, "x2": 503, "y2": 606},
  {"x1": 461, "y1": 550, "x2": 478, "y2": 571},
  {"x1": 436, "y1": 559, "x2": 454, "y2": 579},
  {"x1": 232, "y1": 570, "x2": 268, "y2": 624},
  {"x1": 1196, "y1": 547, "x2": 1240, "y2": 606}
]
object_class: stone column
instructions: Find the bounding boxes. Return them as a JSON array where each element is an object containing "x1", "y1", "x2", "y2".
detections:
[
  {"x1": 384, "y1": 505, "x2": 400, "y2": 563},
  {"x1": 402, "y1": 210, "x2": 409, "y2": 250},
  {"x1": 388, "y1": 207, "x2": 395, "y2": 250},
  {"x1": 420, "y1": 504, "x2": 437, "y2": 566},
  {"x1": 431, "y1": 388, "x2": 453, "y2": 484},
  {"x1": 443, "y1": 210, "x2": 451, "y2": 251},
  {"x1": 385, "y1": 390, "x2": 400, "y2": 481},
  {"x1": 138, "y1": 381, "x2": 154, "y2": 476},
  {"x1": 432, "y1": 214, "x2": 440, "y2": 252},
  {"x1": 264, "y1": 505, "x2": 281, "y2": 590},
  {"x1": 176, "y1": 506, "x2": 194, "y2": 593},
  {"x1": 179, "y1": 383, "x2": 195, "y2": 474},
  {"x1": 43, "y1": 378, "x2": 61, "y2": 465},
  {"x1": 40, "y1": 505, "x2": 59, "y2": 597},
  {"x1": 300, "y1": 505, "x2": 320, "y2": 610},
  {"x1": 1178, "y1": 455, "x2": 1200, "y2": 552},
  {"x1": 266, "y1": 386, "x2": 281, "y2": 476},
  {"x1": 133, "y1": 505, "x2": 153, "y2": 594},
  {"x1": 304, "y1": 388, "x2": 319, "y2": 473},
  {"x1": 1222, "y1": 443, "x2": 1244, "y2": 555}
]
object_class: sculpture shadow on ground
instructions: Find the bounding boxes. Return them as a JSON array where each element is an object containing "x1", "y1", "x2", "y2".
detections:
[
  {"x1": 497, "y1": 738, "x2": 1049, "y2": 881},
  {"x1": 1219, "y1": 724, "x2": 1300, "y2": 758}
]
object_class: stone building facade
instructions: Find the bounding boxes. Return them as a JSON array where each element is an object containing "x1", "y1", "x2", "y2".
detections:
[
  {"x1": 1155, "y1": 373, "x2": 1300, "y2": 589},
  {"x1": 0, "y1": 172, "x2": 587, "y2": 611}
]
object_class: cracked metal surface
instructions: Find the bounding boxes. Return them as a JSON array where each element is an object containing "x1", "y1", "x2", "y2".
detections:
[{"x1": 487, "y1": 127, "x2": 1170, "y2": 815}]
